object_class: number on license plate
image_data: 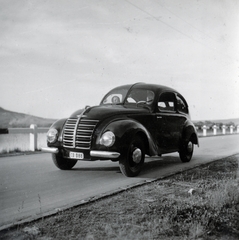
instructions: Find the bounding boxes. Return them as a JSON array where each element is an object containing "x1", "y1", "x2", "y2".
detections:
[{"x1": 69, "y1": 152, "x2": 84, "y2": 159}]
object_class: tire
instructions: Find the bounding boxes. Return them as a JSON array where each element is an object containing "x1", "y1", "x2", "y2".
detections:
[
  {"x1": 52, "y1": 153, "x2": 77, "y2": 170},
  {"x1": 179, "y1": 140, "x2": 194, "y2": 162},
  {"x1": 119, "y1": 136, "x2": 145, "y2": 177}
]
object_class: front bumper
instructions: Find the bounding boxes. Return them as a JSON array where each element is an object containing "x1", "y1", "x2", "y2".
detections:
[
  {"x1": 90, "y1": 150, "x2": 120, "y2": 159},
  {"x1": 41, "y1": 147, "x2": 120, "y2": 159},
  {"x1": 41, "y1": 147, "x2": 59, "y2": 154}
]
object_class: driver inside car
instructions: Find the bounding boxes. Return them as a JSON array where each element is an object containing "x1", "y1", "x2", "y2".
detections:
[{"x1": 146, "y1": 90, "x2": 155, "y2": 104}]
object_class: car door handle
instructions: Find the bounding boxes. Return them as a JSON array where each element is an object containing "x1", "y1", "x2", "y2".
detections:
[{"x1": 157, "y1": 116, "x2": 162, "y2": 119}]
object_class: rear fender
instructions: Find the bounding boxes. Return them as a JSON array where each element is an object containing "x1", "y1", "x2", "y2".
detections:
[{"x1": 182, "y1": 120, "x2": 199, "y2": 147}]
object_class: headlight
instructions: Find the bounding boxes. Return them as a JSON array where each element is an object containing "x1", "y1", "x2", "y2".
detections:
[
  {"x1": 99, "y1": 131, "x2": 115, "y2": 147},
  {"x1": 47, "y1": 128, "x2": 58, "y2": 143}
]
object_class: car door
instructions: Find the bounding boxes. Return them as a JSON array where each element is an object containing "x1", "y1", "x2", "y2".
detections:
[{"x1": 155, "y1": 92, "x2": 182, "y2": 153}]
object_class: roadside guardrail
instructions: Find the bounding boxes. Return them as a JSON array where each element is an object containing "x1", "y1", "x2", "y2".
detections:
[
  {"x1": 0, "y1": 124, "x2": 239, "y2": 152},
  {"x1": 0, "y1": 125, "x2": 48, "y2": 151}
]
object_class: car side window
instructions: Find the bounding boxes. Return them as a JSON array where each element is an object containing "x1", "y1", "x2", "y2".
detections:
[
  {"x1": 176, "y1": 95, "x2": 188, "y2": 114},
  {"x1": 158, "y1": 92, "x2": 175, "y2": 112}
]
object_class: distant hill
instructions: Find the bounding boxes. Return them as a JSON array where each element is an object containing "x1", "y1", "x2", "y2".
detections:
[
  {"x1": 0, "y1": 106, "x2": 238, "y2": 129},
  {"x1": 0, "y1": 107, "x2": 57, "y2": 128}
]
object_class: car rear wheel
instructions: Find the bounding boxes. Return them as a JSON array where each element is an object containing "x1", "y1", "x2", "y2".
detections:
[
  {"x1": 119, "y1": 136, "x2": 145, "y2": 177},
  {"x1": 179, "y1": 140, "x2": 194, "y2": 162},
  {"x1": 52, "y1": 152, "x2": 77, "y2": 170}
]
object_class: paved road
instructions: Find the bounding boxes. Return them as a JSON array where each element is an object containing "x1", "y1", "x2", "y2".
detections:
[{"x1": 0, "y1": 134, "x2": 239, "y2": 229}]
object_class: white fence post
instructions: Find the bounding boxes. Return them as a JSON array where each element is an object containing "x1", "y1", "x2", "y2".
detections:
[
  {"x1": 212, "y1": 125, "x2": 218, "y2": 135},
  {"x1": 202, "y1": 125, "x2": 207, "y2": 136},
  {"x1": 237, "y1": 125, "x2": 239, "y2": 134},
  {"x1": 230, "y1": 125, "x2": 234, "y2": 134},
  {"x1": 30, "y1": 124, "x2": 38, "y2": 151},
  {"x1": 222, "y1": 125, "x2": 227, "y2": 135}
]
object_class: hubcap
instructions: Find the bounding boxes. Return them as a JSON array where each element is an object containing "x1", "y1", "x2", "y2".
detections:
[
  {"x1": 187, "y1": 142, "x2": 193, "y2": 153},
  {"x1": 132, "y1": 148, "x2": 142, "y2": 164}
]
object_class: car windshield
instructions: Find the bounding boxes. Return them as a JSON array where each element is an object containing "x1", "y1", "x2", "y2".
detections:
[
  {"x1": 100, "y1": 85, "x2": 131, "y2": 105},
  {"x1": 100, "y1": 85, "x2": 155, "y2": 108},
  {"x1": 125, "y1": 88, "x2": 155, "y2": 106}
]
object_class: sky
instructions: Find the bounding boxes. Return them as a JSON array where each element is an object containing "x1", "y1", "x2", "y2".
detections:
[{"x1": 0, "y1": 0, "x2": 239, "y2": 121}]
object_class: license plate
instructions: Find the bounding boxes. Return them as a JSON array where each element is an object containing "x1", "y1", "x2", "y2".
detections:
[{"x1": 69, "y1": 152, "x2": 84, "y2": 159}]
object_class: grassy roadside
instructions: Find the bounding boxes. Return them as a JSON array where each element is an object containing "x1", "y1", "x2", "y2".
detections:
[{"x1": 1, "y1": 155, "x2": 239, "y2": 240}]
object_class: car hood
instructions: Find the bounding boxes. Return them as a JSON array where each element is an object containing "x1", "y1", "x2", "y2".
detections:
[{"x1": 70, "y1": 105, "x2": 150, "y2": 120}]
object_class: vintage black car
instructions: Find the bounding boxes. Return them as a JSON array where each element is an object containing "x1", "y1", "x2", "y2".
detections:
[{"x1": 42, "y1": 83, "x2": 199, "y2": 177}]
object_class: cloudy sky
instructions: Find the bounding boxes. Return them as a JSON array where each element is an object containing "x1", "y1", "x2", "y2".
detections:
[{"x1": 0, "y1": 0, "x2": 238, "y2": 121}]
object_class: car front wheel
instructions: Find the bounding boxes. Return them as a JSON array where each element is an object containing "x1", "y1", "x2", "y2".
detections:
[
  {"x1": 52, "y1": 152, "x2": 77, "y2": 170},
  {"x1": 119, "y1": 136, "x2": 145, "y2": 177},
  {"x1": 179, "y1": 140, "x2": 194, "y2": 162}
]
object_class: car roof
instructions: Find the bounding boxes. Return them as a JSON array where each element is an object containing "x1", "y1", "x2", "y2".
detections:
[{"x1": 131, "y1": 82, "x2": 178, "y2": 93}]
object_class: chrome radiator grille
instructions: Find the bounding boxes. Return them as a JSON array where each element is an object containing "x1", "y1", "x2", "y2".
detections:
[{"x1": 63, "y1": 118, "x2": 99, "y2": 149}]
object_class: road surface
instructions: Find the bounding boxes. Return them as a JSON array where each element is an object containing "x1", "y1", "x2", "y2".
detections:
[{"x1": 0, "y1": 134, "x2": 239, "y2": 229}]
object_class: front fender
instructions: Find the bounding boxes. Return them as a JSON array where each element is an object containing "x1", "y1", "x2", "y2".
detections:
[
  {"x1": 47, "y1": 118, "x2": 67, "y2": 147},
  {"x1": 96, "y1": 119, "x2": 158, "y2": 156}
]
